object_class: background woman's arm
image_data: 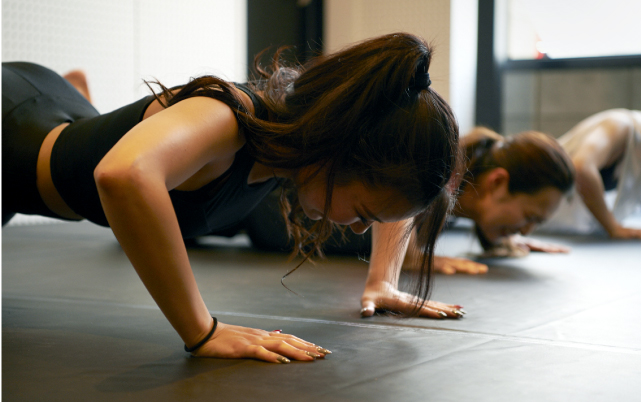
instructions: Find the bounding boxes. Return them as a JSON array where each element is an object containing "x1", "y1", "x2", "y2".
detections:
[{"x1": 571, "y1": 116, "x2": 641, "y2": 239}]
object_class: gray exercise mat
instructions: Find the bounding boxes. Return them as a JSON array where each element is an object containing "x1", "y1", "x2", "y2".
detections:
[{"x1": 3, "y1": 221, "x2": 641, "y2": 401}]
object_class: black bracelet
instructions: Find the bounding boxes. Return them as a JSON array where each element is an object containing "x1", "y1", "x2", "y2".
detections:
[{"x1": 184, "y1": 316, "x2": 218, "y2": 353}]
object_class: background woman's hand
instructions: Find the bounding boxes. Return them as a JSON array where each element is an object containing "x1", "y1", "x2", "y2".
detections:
[
  {"x1": 510, "y1": 234, "x2": 571, "y2": 253},
  {"x1": 192, "y1": 322, "x2": 331, "y2": 363},
  {"x1": 360, "y1": 280, "x2": 464, "y2": 319},
  {"x1": 607, "y1": 224, "x2": 641, "y2": 239},
  {"x1": 404, "y1": 253, "x2": 488, "y2": 275},
  {"x1": 480, "y1": 235, "x2": 570, "y2": 258}
]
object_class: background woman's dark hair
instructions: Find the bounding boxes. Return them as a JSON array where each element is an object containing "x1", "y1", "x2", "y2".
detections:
[
  {"x1": 461, "y1": 127, "x2": 575, "y2": 249},
  {"x1": 147, "y1": 32, "x2": 460, "y2": 314},
  {"x1": 462, "y1": 127, "x2": 574, "y2": 194}
]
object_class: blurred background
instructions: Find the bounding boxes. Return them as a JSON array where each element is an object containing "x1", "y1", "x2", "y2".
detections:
[{"x1": 2, "y1": 0, "x2": 640, "y2": 225}]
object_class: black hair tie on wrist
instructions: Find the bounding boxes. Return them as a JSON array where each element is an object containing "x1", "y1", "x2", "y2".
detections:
[{"x1": 184, "y1": 316, "x2": 218, "y2": 353}]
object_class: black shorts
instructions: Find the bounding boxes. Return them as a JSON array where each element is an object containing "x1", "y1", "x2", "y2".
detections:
[{"x1": 2, "y1": 62, "x2": 99, "y2": 224}]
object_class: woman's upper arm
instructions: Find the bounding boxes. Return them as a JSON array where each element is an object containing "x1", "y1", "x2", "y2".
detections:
[{"x1": 95, "y1": 96, "x2": 243, "y2": 190}]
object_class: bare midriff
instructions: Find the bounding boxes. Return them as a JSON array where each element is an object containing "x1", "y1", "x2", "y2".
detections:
[{"x1": 36, "y1": 122, "x2": 82, "y2": 219}]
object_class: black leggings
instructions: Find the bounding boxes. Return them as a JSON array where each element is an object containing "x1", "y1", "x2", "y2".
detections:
[{"x1": 2, "y1": 62, "x2": 99, "y2": 224}]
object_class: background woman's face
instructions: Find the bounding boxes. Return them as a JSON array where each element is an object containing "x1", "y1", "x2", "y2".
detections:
[{"x1": 476, "y1": 187, "x2": 564, "y2": 244}]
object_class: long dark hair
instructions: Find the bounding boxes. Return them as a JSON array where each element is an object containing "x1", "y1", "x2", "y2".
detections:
[
  {"x1": 461, "y1": 127, "x2": 575, "y2": 249},
  {"x1": 148, "y1": 33, "x2": 460, "y2": 313}
]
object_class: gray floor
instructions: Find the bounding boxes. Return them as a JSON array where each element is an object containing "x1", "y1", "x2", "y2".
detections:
[{"x1": 3, "y1": 220, "x2": 641, "y2": 401}]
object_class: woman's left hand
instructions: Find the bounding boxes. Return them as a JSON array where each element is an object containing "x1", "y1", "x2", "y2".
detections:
[{"x1": 360, "y1": 280, "x2": 464, "y2": 319}]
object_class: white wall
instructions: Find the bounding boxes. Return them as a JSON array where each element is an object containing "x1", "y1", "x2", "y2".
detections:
[
  {"x1": 2, "y1": 0, "x2": 247, "y2": 225},
  {"x1": 450, "y1": 0, "x2": 478, "y2": 136},
  {"x1": 2, "y1": 0, "x2": 247, "y2": 114}
]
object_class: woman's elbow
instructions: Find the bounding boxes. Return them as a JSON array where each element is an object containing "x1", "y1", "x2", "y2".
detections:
[{"x1": 94, "y1": 160, "x2": 147, "y2": 195}]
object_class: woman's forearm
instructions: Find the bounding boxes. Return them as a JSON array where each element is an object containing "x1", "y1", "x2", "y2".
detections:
[
  {"x1": 365, "y1": 220, "x2": 412, "y2": 287},
  {"x1": 569, "y1": 113, "x2": 633, "y2": 235},
  {"x1": 95, "y1": 169, "x2": 212, "y2": 347}
]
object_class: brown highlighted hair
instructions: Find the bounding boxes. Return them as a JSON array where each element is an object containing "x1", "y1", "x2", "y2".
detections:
[
  {"x1": 148, "y1": 33, "x2": 460, "y2": 313},
  {"x1": 462, "y1": 127, "x2": 574, "y2": 194}
]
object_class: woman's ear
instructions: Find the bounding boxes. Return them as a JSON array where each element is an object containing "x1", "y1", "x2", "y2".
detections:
[{"x1": 483, "y1": 167, "x2": 510, "y2": 197}]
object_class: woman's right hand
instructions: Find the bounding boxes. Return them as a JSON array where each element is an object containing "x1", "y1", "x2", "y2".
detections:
[{"x1": 192, "y1": 322, "x2": 331, "y2": 363}]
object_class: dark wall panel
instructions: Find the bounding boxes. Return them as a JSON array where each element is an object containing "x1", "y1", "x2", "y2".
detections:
[{"x1": 247, "y1": 0, "x2": 323, "y2": 77}]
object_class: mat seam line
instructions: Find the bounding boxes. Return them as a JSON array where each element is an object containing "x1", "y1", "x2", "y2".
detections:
[{"x1": 5, "y1": 294, "x2": 640, "y2": 355}]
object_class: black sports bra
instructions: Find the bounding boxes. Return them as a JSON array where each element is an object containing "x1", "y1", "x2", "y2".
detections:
[{"x1": 51, "y1": 83, "x2": 279, "y2": 238}]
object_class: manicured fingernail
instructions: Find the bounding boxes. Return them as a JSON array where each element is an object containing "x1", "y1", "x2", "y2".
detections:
[
  {"x1": 457, "y1": 309, "x2": 467, "y2": 315},
  {"x1": 316, "y1": 346, "x2": 332, "y2": 354},
  {"x1": 455, "y1": 305, "x2": 464, "y2": 309},
  {"x1": 454, "y1": 310, "x2": 465, "y2": 317},
  {"x1": 271, "y1": 329, "x2": 282, "y2": 333},
  {"x1": 438, "y1": 311, "x2": 448, "y2": 318},
  {"x1": 305, "y1": 351, "x2": 320, "y2": 359},
  {"x1": 360, "y1": 307, "x2": 373, "y2": 314},
  {"x1": 277, "y1": 356, "x2": 290, "y2": 364}
]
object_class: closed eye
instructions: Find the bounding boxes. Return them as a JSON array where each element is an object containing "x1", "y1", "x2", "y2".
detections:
[{"x1": 361, "y1": 206, "x2": 382, "y2": 224}]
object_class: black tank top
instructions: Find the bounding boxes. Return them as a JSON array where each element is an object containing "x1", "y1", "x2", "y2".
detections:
[{"x1": 51, "y1": 84, "x2": 279, "y2": 238}]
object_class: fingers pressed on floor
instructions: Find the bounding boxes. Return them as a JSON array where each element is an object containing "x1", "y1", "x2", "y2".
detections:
[
  {"x1": 421, "y1": 305, "x2": 465, "y2": 319},
  {"x1": 267, "y1": 332, "x2": 316, "y2": 347},
  {"x1": 420, "y1": 306, "x2": 449, "y2": 319},
  {"x1": 266, "y1": 341, "x2": 320, "y2": 361},
  {"x1": 281, "y1": 337, "x2": 330, "y2": 356},
  {"x1": 252, "y1": 346, "x2": 291, "y2": 364}
]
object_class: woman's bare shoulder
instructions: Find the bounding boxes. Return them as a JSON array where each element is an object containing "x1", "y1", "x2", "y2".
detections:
[{"x1": 142, "y1": 84, "x2": 256, "y2": 121}]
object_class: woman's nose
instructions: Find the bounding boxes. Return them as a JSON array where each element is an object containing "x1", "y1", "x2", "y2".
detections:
[{"x1": 349, "y1": 221, "x2": 372, "y2": 235}]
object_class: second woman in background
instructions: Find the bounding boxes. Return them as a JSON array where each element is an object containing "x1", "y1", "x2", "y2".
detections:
[{"x1": 400, "y1": 110, "x2": 640, "y2": 272}]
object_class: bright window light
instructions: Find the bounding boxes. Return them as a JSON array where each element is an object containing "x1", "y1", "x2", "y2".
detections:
[{"x1": 507, "y1": 0, "x2": 641, "y2": 60}]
